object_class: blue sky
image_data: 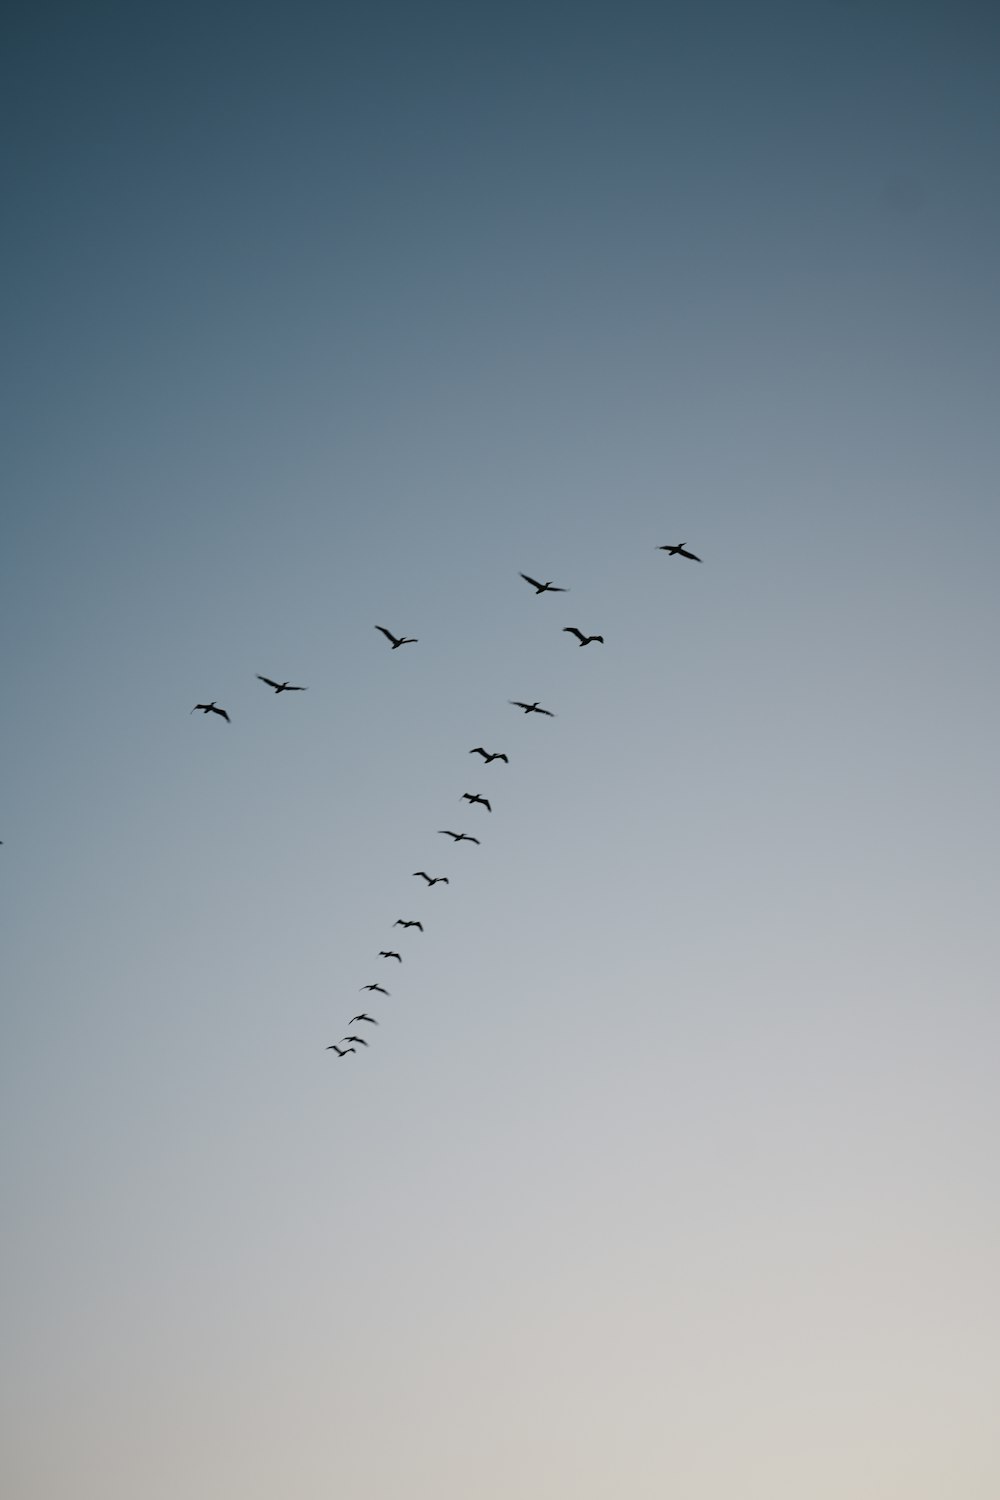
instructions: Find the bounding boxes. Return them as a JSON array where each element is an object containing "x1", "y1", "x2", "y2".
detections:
[{"x1": 3, "y1": 3, "x2": 999, "y2": 1495}]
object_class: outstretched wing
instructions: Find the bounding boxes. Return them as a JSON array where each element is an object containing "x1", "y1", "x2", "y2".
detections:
[
  {"x1": 257, "y1": 675, "x2": 281, "y2": 689},
  {"x1": 510, "y1": 701, "x2": 530, "y2": 710},
  {"x1": 213, "y1": 707, "x2": 231, "y2": 721},
  {"x1": 563, "y1": 627, "x2": 585, "y2": 642},
  {"x1": 375, "y1": 625, "x2": 399, "y2": 644},
  {"x1": 520, "y1": 573, "x2": 544, "y2": 590},
  {"x1": 680, "y1": 548, "x2": 702, "y2": 562},
  {"x1": 538, "y1": 707, "x2": 554, "y2": 716}
]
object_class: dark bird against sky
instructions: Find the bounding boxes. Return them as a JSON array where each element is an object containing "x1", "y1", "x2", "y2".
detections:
[
  {"x1": 191, "y1": 702, "x2": 230, "y2": 721},
  {"x1": 438, "y1": 830, "x2": 480, "y2": 844},
  {"x1": 520, "y1": 573, "x2": 567, "y2": 594},
  {"x1": 361, "y1": 982, "x2": 389, "y2": 995},
  {"x1": 343, "y1": 1035, "x2": 369, "y2": 1047},
  {"x1": 375, "y1": 626, "x2": 418, "y2": 648},
  {"x1": 510, "y1": 700, "x2": 555, "y2": 716},
  {"x1": 563, "y1": 627, "x2": 604, "y2": 646},
  {"x1": 394, "y1": 919, "x2": 424, "y2": 931},
  {"x1": 326, "y1": 1044, "x2": 356, "y2": 1057},
  {"x1": 256, "y1": 675, "x2": 307, "y2": 692},
  {"x1": 469, "y1": 747, "x2": 508, "y2": 763},
  {"x1": 462, "y1": 793, "x2": 491, "y2": 812},
  {"x1": 658, "y1": 543, "x2": 702, "y2": 562},
  {"x1": 413, "y1": 871, "x2": 449, "y2": 886},
  {"x1": 379, "y1": 950, "x2": 403, "y2": 962},
  {"x1": 350, "y1": 1014, "x2": 379, "y2": 1026}
]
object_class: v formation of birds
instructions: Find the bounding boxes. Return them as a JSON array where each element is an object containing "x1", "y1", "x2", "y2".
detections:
[{"x1": 187, "y1": 548, "x2": 702, "y2": 1059}]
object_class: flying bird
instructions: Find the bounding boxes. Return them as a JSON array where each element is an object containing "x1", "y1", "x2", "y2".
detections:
[
  {"x1": 326, "y1": 1044, "x2": 356, "y2": 1056},
  {"x1": 350, "y1": 1013, "x2": 379, "y2": 1026},
  {"x1": 520, "y1": 573, "x2": 567, "y2": 594},
  {"x1": 658, "y1": 543, "x2": 702, "y2": 562},
  {"x1": 510, "y1": 700, "x2": 555, "y2": 716},
  {"x1": 394, "y1": 919, "x2": 424, "y2": 931},
  {"x1": 438, "y1": 830, "x2": 480, "y2": 844},
  {"x1": 461, "y1": 793, "x2": 491, "y2": 812},
  {"x1": 256, "y1": 675, "x2": 307, "y2": 692},
  {"x1": 563, "y1": 627, "x2": 604, "y2": 646},
  {"x1": 360, "y1": 983, "x2": 390, "y2": 995},
  {"x1": 191, "y1": 702, "x2": 230, "y2": 721},
  {"x1": 375, "y1": 626, "x2": 418, "y2": 648},
  {"x1": 343, "y1": 1035, "x2": 370, "y2": 1047},
  {"x1": 379, "y1": 950, "x2": 403, "y2": 962},
  {"x1": 469, "y1": 747, "x2": 508, "y2": 763},
  {"x1": 413, "y1": 871, "x2": 449, "y2": 886}
]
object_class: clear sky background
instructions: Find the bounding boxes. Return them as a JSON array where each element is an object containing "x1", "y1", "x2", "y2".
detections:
[{"x1": 3, "y1": 2, "x2": 999, "y2": 1495}]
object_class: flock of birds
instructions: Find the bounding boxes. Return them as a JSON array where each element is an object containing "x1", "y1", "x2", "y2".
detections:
[{"x1": 189, "y1": 548, "x2": 704, "y2": 1057}]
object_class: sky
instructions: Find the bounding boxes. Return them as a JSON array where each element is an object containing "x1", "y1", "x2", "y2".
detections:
[{"x1": 2, "y1": 1, "x2": 999, "y2": 1494}]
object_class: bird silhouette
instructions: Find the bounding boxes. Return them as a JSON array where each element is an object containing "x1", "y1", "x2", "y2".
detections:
[
  {"x1": 256, "y1": 675, "x2": 307, "y2": 692},
  {"x1": 438, "y1": 830, "x2": 480, "y2": 844},
  {"x1": 375, "y1": 626, "x2": 418, "y2": 648},
  {"x1": 379, "y1": 950, "x2": 403, "y2": 962},
  {"x1": 343, "y1": 1034, "x2": 370, "y2": 1047},
  {"x1": 563, "y1": 627, "x2": 604, "y2": 646},
  {"x1": 510, "y1": 700, "x2": 555, "y2": 716},
  {"x1": 658, "y1": 543, "x2": 702, "y2": 562},
  {"x1": 191, "y1": 702, "x2": 230, "y2": 721},
  {"x1": 361, "y1": 983, "x2": 390, "y2": 995},
  {"x1": 326, "y1": 1044, "x2": 356, "y2": 1056},
  {"x1": 413, "y1": 871, "x2": 449, "y2": 886},
  {"x1": 462, "y1": 793, "x2": 491, "y2": 812},
  {"x1": 394, "y1": 919, "x2": 424, "y2": 931},
  {"x1": 469, "y1": 747, "x2": 508, "y2": 763},
  {"x1": 520, "y1": 573, "x2": 567, "y2": 594},
  {"x1": 350, "y1": 1013, "x2": 379, "y2": 1026}
]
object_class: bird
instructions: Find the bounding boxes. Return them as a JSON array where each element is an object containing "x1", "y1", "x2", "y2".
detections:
[
  {"x1": 343, "y1": 1034, "x2": 370, "y2": 1047},
  {"x1": 394, "y1": 919, "x2": 424, "y2": 931},
  {"x1": 469, "y1": 747, "x2": 508, "y2": 764},
  {"x1": 520, "y1": 573, "x2": 567, "y2": 594},
  {"x1": 462, "y1": 793, "x2": 491, "y2": 812},
  {"x1": 376, "y1": 626, "x2": 418, "y2": 648},
  {"x1": 413, "y1": 871, "x2": 449, "y2": 886},
  {"x1": 326, "y1": 1044, "x2": 356, "y2": 1056},
  {"x1": 350, "y1": 1013, "x2": 379, "y2": 1026},
  {"x1": 361, "y1": 983, "x2": 390, "y2": 995},
  {"x1": 658, "y1": 543, "x2": 702, "y2": 562},
  {"x1": 191, "y1": 702, "x2": 230, "y2": 721},
  {"x1": 510, "y1": 700, "x2": 555, "y2": 716},
  {"x1": 563, "y1": 627, "x2": 604, "y2": 646},
  {"x1": 257, "y1": 675, "x2": 307, "y2": 692},
  {"x1": 438, "y1": 830, "x2": 480, "y2": 844},
  {"x1": 379, "y1": 950, "x2": 403, "y2": 962}
]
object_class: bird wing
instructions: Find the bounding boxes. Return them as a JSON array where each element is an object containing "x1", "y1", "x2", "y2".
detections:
[
  {"x1": 538, "y1": 707, "x2": 554, "y2": 716},
  {"x1": 680, "y1": 548, "x2": 702, "y2": 561},
  {"x1": 438, "y1": 830, "x2": 459, "y2": 838},
  {"x1": 440, "y1": 877, "x2": 450, "y2": 884},
  {"x1": 286, "y1": 684, "x2": 307, "y2": 690},
  {"x1": 413, "y1": 921, "x2": 424, "y2": 931},
  {"x1": 520, "y1": 573, "x2": 544, "y2": 589},
  {"x1": 214, "y1": 708, "x2": 231, "y2": 721},
  {"x1": 510, "y1": 701, "x2": 530, "y2": 709},
  {"x1": 359, "y1": 1015, "x2": 378, "y2": 1025},
  {"x1": 593, "y1": 636, "x2": 604, "y2": 643},
  {"x1": 470, "y1": 747, "x2": 487, "y2": 757},
  {"x1": 257, "y1": 675, "x2": 281, "y2": 689},
  {"x1": 467, "y1": 836, "x2": 481, "y2": 844},
  {"x1": 496, "y1": 754, "x2": 508, "y2": 762},
  {"x1": 413, "y1": 870, "x2": 430, "y2": 879},
  {"x1": 564, "y1": 628, "x2": 585, "y2": 641},
  {"x1": 549, "y1": 585, "x2": 567, "y2": 592},
  {"x1": 482, "y1": 799, "x2": 491, "y2": 811},
  {"x1": 375, "y1": 626, "x2": 399, "y2": 644}
]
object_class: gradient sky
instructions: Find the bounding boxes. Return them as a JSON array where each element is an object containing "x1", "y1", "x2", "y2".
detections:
[{"x1": 3, "y1": 2, "x2": 999, "y2": 1495}]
